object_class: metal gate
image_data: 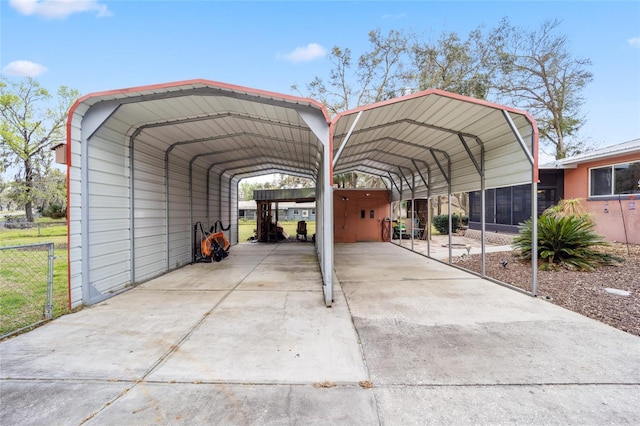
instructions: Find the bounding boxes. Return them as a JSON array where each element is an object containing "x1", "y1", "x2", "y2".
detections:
[{"x1": 0, "y1": 242, "x2": 54, "y2": 338}]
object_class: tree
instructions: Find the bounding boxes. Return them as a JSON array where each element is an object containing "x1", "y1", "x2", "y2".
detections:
[
  {"x1": 239, "y1": 181, "x2": 263, "y2": 201},
  {"x1": 274, "y1": 174, "x2": 314, "y2": 189},
  {"x1": 0, "y1": 77, "x2": 78, "y2": 221},
  {"x1": 490, "y1": 19, "x2": 593, "y2": 159},
  {"x1": 292, "y1": 28, "x2": 409, "y2": 115},
  {"x1": 409, "y1": 27, "x2": 496, "y2": 99},
  {"x1": 34, "y1": 168, "x2": 67, "y2": 214}
]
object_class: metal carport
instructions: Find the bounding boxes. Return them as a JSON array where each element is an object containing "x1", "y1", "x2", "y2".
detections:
[
  {"x1": 66, "y1": 81, "x2": 539, "y2": 310},
  {"x1": 331, "y1": 90, "x2": 539, "y2": 294},
  {"x1": 66, "y1": 79, "x2": 334, "y2": 308}
]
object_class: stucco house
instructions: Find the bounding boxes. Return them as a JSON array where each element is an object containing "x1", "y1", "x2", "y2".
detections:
[
  {"x1": 542, "y1": 138, "x2": 640, "y2": 245},
  {"x1": 467, "y1": 138, "x2": 640, "y2": 244}
]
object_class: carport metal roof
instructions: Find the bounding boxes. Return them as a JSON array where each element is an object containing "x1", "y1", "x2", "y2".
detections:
[
  {"x1": 68, "y1": 79, "x2": 330, "y2": 181},
  {"x1": 332, "y1": 89, "x2": 539, "y2": 199}
]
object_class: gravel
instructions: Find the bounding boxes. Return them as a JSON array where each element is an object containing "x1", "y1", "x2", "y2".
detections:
[{"x1": 452, "y1": 243, "x2": 640, "y2": 337}]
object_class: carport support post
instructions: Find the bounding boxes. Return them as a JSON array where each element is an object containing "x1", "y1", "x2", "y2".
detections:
[
  {"x1": 502, "y1": 109, "x2": 538, "y2": 296},
  {"x1": 164, "y1": 148, "x2": 173, "y2": 272},
  {"x1": 389, "y1": 200, "x2": 393, "y2": 243},
  {"x1": 411, "y1": 175, "x2": 415, "y2": 251},
  {"x1": 448, "y1": 157, "x2": 453, "y2": 263},
  {"x1": 129, "y1": 133, "x2": 136, "y2": 286},
  {"x1": 531, "y1": 180, "x2": 538, "y2": 296},
  {"x1": 448, "y1": 193, "x2": 452, "y2": 263},
  {"x1": 399, "y1": 178, "x2": 404, "y2": 242},
  {"x1": 427, "y1": 197, "x2": 431, "y2": 257},
  {"x1": 189, "y1": 158, "x2": 195, "y2": 259},
  {"x1": 481, "y1": 183, "x2": 486, "y2": 277}
]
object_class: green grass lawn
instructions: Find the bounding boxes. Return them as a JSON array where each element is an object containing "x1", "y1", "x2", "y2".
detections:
[{"x1": 0, "y1": 222, "x2": 70, "y2": 336}]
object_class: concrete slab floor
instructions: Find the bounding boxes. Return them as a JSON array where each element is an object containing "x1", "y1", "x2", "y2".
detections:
[{"x1": 1, "y1": 241, "x2": 639, "y2": 425}]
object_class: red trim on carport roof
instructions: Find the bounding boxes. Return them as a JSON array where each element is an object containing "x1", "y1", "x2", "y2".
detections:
[
  {"x1": 332, "y1": 88, "x2": 532, "y2": 120},
  {"x1": 67, "y1": 78, "x2": 331, "y2": 125},
  {"x1": 329, "y1": 122, "x2": 334, "y2": 181},
  {"x1": 331, "y1": 88, "x2": 540, "y2": 183}
]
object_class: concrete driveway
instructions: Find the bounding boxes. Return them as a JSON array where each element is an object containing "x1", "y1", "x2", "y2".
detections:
[{"x1": 1, "y1": 242, "x2": 639, "y2": 425}]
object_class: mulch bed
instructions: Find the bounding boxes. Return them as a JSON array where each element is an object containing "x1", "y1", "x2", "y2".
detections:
[{"x1": 452, "y1": 243, "x2": 640, "y2": 337}]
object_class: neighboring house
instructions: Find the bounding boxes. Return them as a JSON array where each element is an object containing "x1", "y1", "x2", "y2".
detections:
[
  {"x1": 468, "y1": 138, "x2": 640, "y2": 244},
  {"x1": 542, "y1": 138, "x2": 640, "y2": 245},
  {"x1": 238, "y1": 200, "x2": 316, "y2": 221}
]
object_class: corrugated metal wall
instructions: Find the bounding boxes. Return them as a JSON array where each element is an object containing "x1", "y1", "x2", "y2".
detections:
[
  {"x1": 87, "y1": 126, "x2": 131, "y2": 294},
  {"x1": 190, "y1": 160, "x2": 208, "y2": 248},
  {"x1": 167, "y1": 150, "x2": 191, "y2": 270},
  {"x1": 69, "y1": 108, "x2": 136, "y2": 307},
  {"x1": 132, "y1": 137, "x2": 167, "y2": 283}
]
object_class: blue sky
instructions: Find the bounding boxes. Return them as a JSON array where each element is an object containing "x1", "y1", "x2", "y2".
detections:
[{"x1": 2, "y1": 0, "x2": 639, "y2": 149}]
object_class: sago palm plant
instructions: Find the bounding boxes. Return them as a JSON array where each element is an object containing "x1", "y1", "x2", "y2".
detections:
[{"x1": 512, "y1": 213, "x2": 623, "y2": 271}]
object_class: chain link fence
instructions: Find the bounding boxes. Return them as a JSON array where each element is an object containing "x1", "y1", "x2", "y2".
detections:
[{"x1": 1, "y1": 242, "x2": 54, "y2": 338}]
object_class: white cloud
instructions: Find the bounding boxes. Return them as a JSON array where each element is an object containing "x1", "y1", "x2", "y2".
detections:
[
  {"x1": 9, "y1": 0, "x2": 112, "y2": 19},
  {"x1": 2, "y1": 60, "x2": 48, "y2": 77},
  {"x1": 628, "y1": 37, "x2": 640, "y2": 48},
  {"x1": 283, "y1": 43, "x2": 327, "y2": 63},
  {"x1": 381, "y1": 13, "x2": 406, "y2": 19}
]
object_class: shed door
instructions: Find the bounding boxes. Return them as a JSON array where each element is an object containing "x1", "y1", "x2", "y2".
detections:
[{"x1": 356, "y1": 199, "x2": 380, "y2": 242}]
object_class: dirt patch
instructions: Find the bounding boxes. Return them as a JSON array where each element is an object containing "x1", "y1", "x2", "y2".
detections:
[{"x1": 453, "y1": 243, "x2": 640, "y2": 337}]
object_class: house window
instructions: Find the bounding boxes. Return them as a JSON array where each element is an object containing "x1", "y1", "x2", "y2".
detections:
[
  {"x1": 293, "y1": 209, "x2": 299, "y2": 215},
  {"x1": 590, "y1": 162, "x2": 640, "y2": 196},
  {"x1": 311, "y1": 209, "x2": 316, "y2": 215},
  {"x1": 495, "y1": 187, "x2": 512, "y2": 224}
]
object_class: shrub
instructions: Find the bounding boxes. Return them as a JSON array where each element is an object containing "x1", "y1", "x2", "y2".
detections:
[
  {"x1": 432, "y1": 214, "x2": 460, "y2": 235},
  {"x1": 544, "y1": 198, "x2": 590, "y2": 220},
  {"x1": 512, "y1": 213, "x2": 623, "y2": 271},
  {"x1": 3, "y1": 215, "x2": 31, "y2": 229},
  {"x1": 42, "y1": 204, "x2": 66, "y2": 219}
]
